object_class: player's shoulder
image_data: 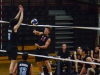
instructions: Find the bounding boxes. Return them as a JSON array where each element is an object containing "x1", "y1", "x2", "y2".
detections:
[
  {"x1": 25, "y1": 61, "x2": 32, "y2": 65},
  {"x1": 46, "y1": 37, "x2": 51, "y2": 42},
  {"x1": 28, "y1": 62, "x2": 32, "y2": 67},
  {"x1": 17, "y1": 61, "x2": 22, "y2": 65},
  {"x1": 18, "y1": 61, "x2": 23, "y2": 63},
  {"x1": 48, "y1": 38, "x2": 51, "y2": 41}
]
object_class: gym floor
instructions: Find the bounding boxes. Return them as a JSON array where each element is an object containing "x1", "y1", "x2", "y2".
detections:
[
  {"x1": 0, "y1": 63, "x2": 39, "y2": 75},
  {"x1": 0, "y1": 61, "x2": 39, "y2": 75},
  {"x1": 0, "y1": 54, "x2": 57, "y2": 75}
]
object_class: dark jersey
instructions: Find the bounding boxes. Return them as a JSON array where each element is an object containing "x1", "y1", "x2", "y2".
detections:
[
  {"x1": 93, "y1": 50, "x2": 99, "y2": 59},
  {"x1": 37, "y1": 34, "x2": 50, "y2": 47},
  {"x1": 17, "y1": 61, "x2": 31, "y2": 75},
  {"x1": 83, "y1": 55, "x2": 91, "y2": 70},
  {"x1": 8, "y1": 27, "x2": 18, "y2": 46}
]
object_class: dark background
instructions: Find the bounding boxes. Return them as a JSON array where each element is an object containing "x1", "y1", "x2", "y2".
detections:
[{"x1": 0, "y1": 0, "x2": 99, "y2": 56}]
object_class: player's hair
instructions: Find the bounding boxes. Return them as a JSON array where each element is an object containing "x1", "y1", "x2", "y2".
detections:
[
  {"x1": 45, "y1": 26, "x2": 52, "y2": 32},
  {"x1": 22, "y1": 52, "x2": 28, "y2": 60},
  {"x1": 95, "y1": 45, "x2": 100, "y2": 48},
  {"x1": 10, "y1": 18, "x2": 18, "y2": 27},
  {"x1": 82, "y1": 46, "x2": 89, "y2": 54}
]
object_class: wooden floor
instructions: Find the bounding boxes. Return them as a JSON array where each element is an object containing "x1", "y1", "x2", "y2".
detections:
[
  {"x1": 0, "y1": 64, "x2": 38, "y2": 75},
  {"x1": 0, "y1": 56, "x2": 40, "y2": 75},
  {"x1": 0, "y1": 61, "x2": 39, "y2": 75},
  {"x1": 0, "y1": 53, "x2": 57, "y2": 75}
]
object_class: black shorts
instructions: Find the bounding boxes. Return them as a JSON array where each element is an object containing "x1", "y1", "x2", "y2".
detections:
[
  {"x1": 6, "y1": 45, "x2": 18, "y2": 60},
  {"x1": 35, "y1": 48, "x2": 49, "y2": 62}
]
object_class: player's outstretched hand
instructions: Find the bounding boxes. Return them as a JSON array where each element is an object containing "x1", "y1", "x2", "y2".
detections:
[
  {"x1": 19, "y1": 5, "x2": 24, "y2": 12},
  {"x1": 33, "y1": 30, "x2": 36, "y2": 34},
  {"x1": 35, "y1": 43, "x2": 39, "y2": 48}
]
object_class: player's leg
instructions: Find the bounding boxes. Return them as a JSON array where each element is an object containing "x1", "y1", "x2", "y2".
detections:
[
  {"x1": 9, "y1": 60, "x2": 17, "y2": 75},
  {"x1": 9, "y1": 47, "x2": 18, "y2": 75},
  {"x1": 35, "y1": 49, "x2": 45, "y2": 75},
  {"x1": 36, "y1": 56, "x2": 44, "y2": 75},
  {"x1": 37, "y1": 61, "x2": 44, "y2": 73},
  {"x1": 42, "y1": 51, "x2": 53, "y2": 75},
  {"x1": 44, "y1": 60, "x2": 53, "y2": 75}
]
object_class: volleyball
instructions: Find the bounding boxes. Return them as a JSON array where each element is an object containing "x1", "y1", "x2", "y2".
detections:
[{"x1": 31, "y1": 18, "x2": 38, "y2": 25}]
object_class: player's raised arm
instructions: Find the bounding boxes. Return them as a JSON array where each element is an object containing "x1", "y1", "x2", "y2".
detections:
[
  {"x1": 33, "y1": 30, "x2": 43, "y2": 36},
  {"x1": 14, "y1": 8, "x2": 20, "y2": 19},
  {"x1": 14, "y1": 5, "x2": 24, "y2": 32}
]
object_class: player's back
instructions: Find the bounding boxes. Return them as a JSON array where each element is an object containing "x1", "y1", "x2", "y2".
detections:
[
  {"x1": 8, "y1": 26, "x2": 18, "y2": 46},
  {"x1": 17, "y1": 61, "x2": 31, "y2": 75}
]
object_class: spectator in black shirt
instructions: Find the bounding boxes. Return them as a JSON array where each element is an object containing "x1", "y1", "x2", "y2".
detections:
[{"x1": 56, "y1": 44, "x2": 72, "y2": 75}]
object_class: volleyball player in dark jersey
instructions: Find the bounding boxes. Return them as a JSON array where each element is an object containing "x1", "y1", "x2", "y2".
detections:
[
  {"x1": 33, "y1": 27, "x2": 53, "y2": 75},
  {"x1": 6, "y1": 5, "x2": 23, "y2": 75},
  {"x1": 79, "y1": 47, "x2": 96, "y2": 75},
  {"x1": 13, "y1": 52, "x2": 34, "y2": 75},
  {"x1": 73, "y1": 46, "x2": 82, "y2": 74},
  {"x1": 91, "y1": 45, "x2": 100, "y2": 75}
]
